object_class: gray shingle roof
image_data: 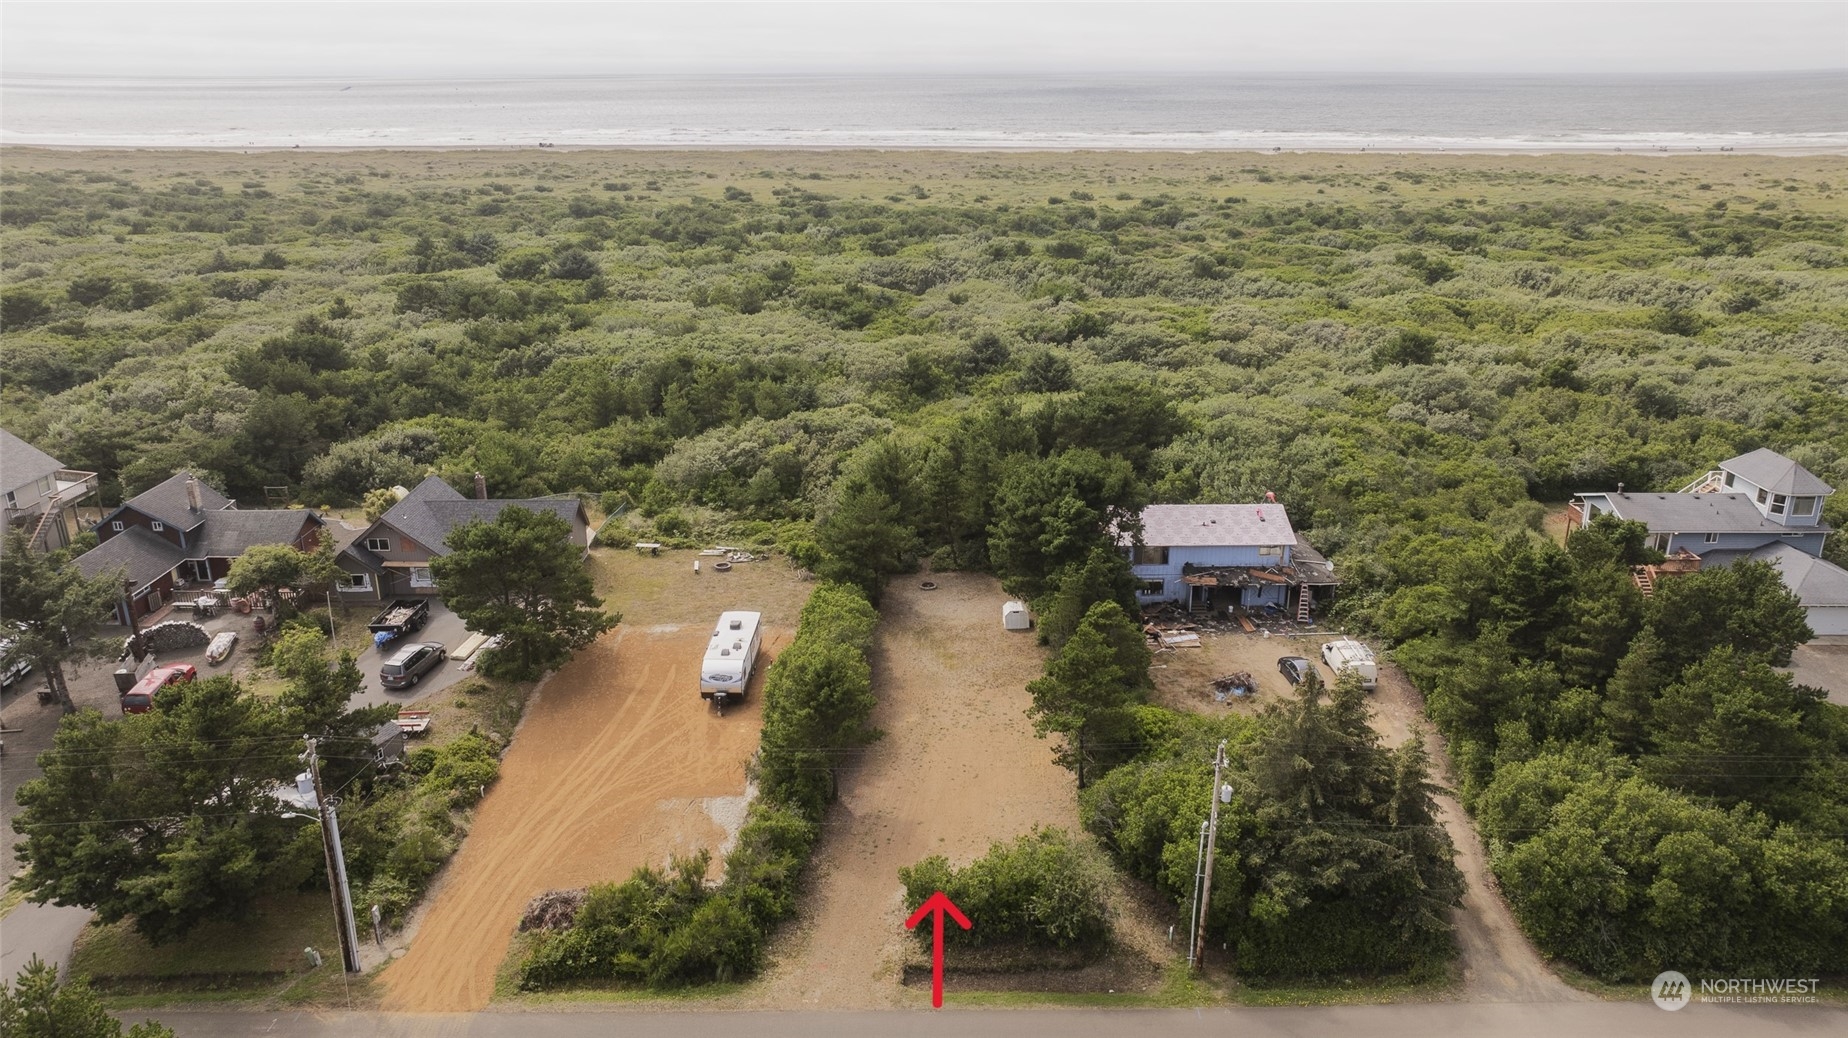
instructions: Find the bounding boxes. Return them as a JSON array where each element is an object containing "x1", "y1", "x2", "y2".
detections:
[
  {"x1": 360, "y1": 476, "x2": 583, "y2": 559},
  {"x1": 1130, "y1": 503, "x2": 1297, "y2": 548},
  {"x1": 1720, "y1": 449, "x2": 1834, "y2": 497},
  {"x1": 191, "y1": 510, "x2": 320, "y2": 558},
  {"x1": 1, "y1": 429, "x2": 63, "y2": 493},
  {"x1": 1587, "y1": 492, "x2": 1831, "y2": 536},
  {"x1": 73, "y1": 525, "x2": 183, "y2": 591},
  {"x1": 1704, "y1": 542, "x2": 1848, "y2": 609},
  {"x1": 120, "y1": 472, "x2": 232, "y2": 530}
]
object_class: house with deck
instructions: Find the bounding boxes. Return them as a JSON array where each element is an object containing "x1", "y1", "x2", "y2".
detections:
[
  {"x1": 1122, "y1": 502, "x2": 1338, "y2": 621},
  {"x1": 1570, "y1": 448, "x2": 1845, "y2": 636},
  {"x1": 72, "y1": 472, "x2": 324, "y2": 623},
  {"x1": 332, "y1": 475, "x2": 590, "y2": 601},
  {"x1": 1, "y1": 428, "x2": 100, "y2": 552}
]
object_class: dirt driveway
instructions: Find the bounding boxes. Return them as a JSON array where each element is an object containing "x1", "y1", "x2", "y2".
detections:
[
  {"x1": 378, "y1": 554, "x2": 808, "y2": 1012},
  {"x1": 740, "y1": 572, "x2": 1080, "y2": 1009}
]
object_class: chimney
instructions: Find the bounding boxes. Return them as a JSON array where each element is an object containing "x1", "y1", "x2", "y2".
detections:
[
  {"x1": 473, "y1": 472, "x2": 487, "y2": 501},
  {"x1": 185, "y1": 475, "x2": 202, "y2": 512}
]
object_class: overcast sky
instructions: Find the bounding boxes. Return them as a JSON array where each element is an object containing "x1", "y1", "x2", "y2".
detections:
[{"x1": 4, "y1": 2, "x2": 1843, "y2": 78}]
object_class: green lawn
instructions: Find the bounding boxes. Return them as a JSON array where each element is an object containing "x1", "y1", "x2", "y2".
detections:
[{"x1": 68, "y1": 892, "x2": 337, "y2": 990}]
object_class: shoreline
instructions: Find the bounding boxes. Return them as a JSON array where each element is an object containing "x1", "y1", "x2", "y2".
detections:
[{"x1": 7, "y1": 142, "x2": 1847, "y2": 157}]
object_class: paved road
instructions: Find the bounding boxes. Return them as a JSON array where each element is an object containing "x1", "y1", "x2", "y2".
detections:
[
  {"x1": 0, "y1": 901, "x2": 92, "y2": 979},
  {"x1": 137, "y1": 1003, "x2": 1847, "y2": 1038}
]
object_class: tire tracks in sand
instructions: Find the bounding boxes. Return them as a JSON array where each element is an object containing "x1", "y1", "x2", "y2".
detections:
[{"x1": 378, "y1": 625, "x2": 785, "y2": 1012}]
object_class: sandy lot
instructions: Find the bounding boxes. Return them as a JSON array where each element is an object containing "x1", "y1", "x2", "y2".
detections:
[
  {"x1": 738, "y1": 572, "x2": 1083, "y2": 1009},
  {"x1": 377, "y1": 553, "x2": 808, "y2": 1012}
]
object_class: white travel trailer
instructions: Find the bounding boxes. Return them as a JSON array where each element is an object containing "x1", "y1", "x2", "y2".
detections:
[
  {"x1": 1320, "y1": 638, "x2": 1377, "y2": 691},
  {"x1": 701, "y1": 611, "x2": 763, "y2": 714}
]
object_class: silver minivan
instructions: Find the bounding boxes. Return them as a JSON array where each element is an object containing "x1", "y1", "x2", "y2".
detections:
[{"x1": 380, "y1": 642, "x2": 447, "y2": 690}]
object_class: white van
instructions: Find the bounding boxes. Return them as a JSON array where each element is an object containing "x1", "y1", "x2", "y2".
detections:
[
  {"x1": 1320, "y1": 638, "x2": 1377, "y2": 691},
  {"x1": 701, "y1": 611, "x2": 763, "y2": 713}
]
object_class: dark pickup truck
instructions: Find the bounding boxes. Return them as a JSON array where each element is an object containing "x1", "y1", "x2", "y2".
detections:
[{"x1": 367, "y1": 599, "x2": 430, "y2": 643}]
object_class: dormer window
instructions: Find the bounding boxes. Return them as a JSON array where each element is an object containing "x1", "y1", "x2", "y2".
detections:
[
  {"x1": 1770, "y1": 494, "x2": 1786, "y2": 516},
  {"x1": 1757, "y1": 488, "x2": 1768, "y2": 505},
  {"x1": 151, "y1": 521, "x2": 164, "y2": 532},
  {"x1": 1792, "y1": 496, "x2": 1817, "y2": 517},
  {"x1": 1723, "y1": 471, "x2": 1735, "y2": 488}
]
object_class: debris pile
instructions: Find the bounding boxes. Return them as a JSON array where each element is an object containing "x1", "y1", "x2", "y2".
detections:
[
  {"x1": 122, "y1": 620, "x2": 209, "y2": 659},
  {"x1": 519, "y1": 888, "x2": 586, "y2": 932}
]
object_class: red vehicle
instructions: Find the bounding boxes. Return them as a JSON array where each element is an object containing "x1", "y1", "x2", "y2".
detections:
[{"x1": 122, "y1": 663, "x2": 197, "y2": 715}]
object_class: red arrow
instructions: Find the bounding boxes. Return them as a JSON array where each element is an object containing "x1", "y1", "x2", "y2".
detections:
[{"x1": 904, "y1": 890, "x2": 972, "y2": 1008}]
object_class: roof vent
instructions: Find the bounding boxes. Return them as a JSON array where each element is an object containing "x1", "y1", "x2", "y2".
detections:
[
  {"x1": 720, "y1": 648, "x2": 731, "y2": 656},
  {"x1": 729, "y1": 619, "x2": 742, "y2": 630},
  {"x1": 1257, "y1": 508, "x2": 1265, "y2": 522},
  {"x1": 734, "y1": 641, "x2": 743, "y2": 650}
]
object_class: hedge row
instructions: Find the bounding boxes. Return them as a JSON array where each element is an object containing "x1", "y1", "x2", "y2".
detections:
[{"x1": 519, "y1": 582, "x2": 878, "y2": 990}]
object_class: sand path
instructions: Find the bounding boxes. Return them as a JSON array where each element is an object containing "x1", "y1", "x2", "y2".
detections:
[{"x1": 742, "y1": 572, "x2": 1078, "y2": 1008}]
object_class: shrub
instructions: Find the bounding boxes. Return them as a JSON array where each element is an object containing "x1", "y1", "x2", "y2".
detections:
[{"x1": 900, "y1": 827, "x2": 1114, "y2": 952}]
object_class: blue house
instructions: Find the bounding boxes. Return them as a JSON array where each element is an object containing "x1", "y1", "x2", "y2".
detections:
[
  {"x1": 1123, "y1": 503, "x2": 1337, "y2": 621},
  {"x1": 1572, "y1": 449, "x2": 1845, "y2": 636}
]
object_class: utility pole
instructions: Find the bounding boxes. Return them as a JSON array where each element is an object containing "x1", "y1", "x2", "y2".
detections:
[
  {"x1": 1191, "y1": 739, "x2": 1229, "y2": 971},
  {"x1": 305, "y1": 737, "x2": 362, "y2": 972}
]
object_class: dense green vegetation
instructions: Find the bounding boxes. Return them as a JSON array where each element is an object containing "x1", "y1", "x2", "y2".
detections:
[
  {"x1": 5, "y1": 149, "x2": 1846, "y2": 984},
  {"x1": 517, "y1": 581, "x2": 877, "y2": 989},
  {"x1": 1390, "y1": 518, "x2": 1846, "y2": 980},
  {"x1": 1083, "y1": 677, "x2": 1462, "y2": 978}
]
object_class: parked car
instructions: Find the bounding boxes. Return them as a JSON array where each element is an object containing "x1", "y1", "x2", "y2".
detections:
[
  {"x1": 1277, "y1": 656, "x2": 1313, "y2": 686},
  {"x1": 0, "y1": 638, "x2": 31, "y2": 687},
  {"x1": 122, "y1": 662, "x2": 198, "y2": 714},
  {"x1": 380, "y1": 642, "x2": 447, "y2": 690}
]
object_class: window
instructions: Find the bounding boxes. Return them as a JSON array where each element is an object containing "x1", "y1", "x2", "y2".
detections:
[
  {"x1": 1704, "y1": 532, "x2": 1720, "y2": 544},
  {"x1": 339, "y1": 572, "x2": 372, "y2": 591},
  {"x1": 364, "y1": 537, "x2": 391, "y2": 552},
  {"x1": 1757, "y1": 488, "x2": 1768, "y2": 504},
  {"x1": 3, "y1": 490, "x2": 15, "y2": 507},
  {"x1": 1724, "y1": 471, "x2": 1735, "y2": 488},
  {"x1": 1258, "y1": 545, "x2": 1282, "y2": 557},
  {"x1": 1132, "y1": 545, "x2": 1169, "y2": 566},
  {"x1": 150, "y1": 521, "x2": 164, "y2": 532},
  {"x1": 110, "y1": 520, "x2": 124, "y2": 532},
  {"x1": 1770, "y1": 493, "x2": 1786, "y2": 516},
  {"x1": 409, "y1": 567, "x2": 435, "y2": 588},
  {"x1": 1792, "y1": 496, "x2": 1817, "y2": 516},
  {"x1": 1138, "y1": 579, "x2": 1166, "y2": 596}
]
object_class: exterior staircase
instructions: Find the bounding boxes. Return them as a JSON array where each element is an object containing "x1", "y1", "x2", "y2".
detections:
[
  {"x1": 25, "y1": 504, "x2": 58, "y2": 550},
  {"x1": 1631, "y1": 565, "x2": 1656, "y2": 597}
]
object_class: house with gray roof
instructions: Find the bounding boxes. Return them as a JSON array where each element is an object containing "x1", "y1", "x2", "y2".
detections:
[
  {"x1": 1121, "y1": 502, "x2": 1338, "y2": 620},
  {"x1": 1571, "y1": 449, "x2": 1845, "y2": 636},
  {"x1": 332, "y1": 475, "x2": 590, "y2": 602},
  {"x1": 1, "y1": 428, "x2": 100, "y2": 552},
  {"x1": 75, "y1": 472, "x2": 323, "y2": 623}
]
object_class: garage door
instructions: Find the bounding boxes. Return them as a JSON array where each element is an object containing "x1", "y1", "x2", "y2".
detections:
[{"x1": 1808, "y1": 607, "x2": 1848, "y2": 637}]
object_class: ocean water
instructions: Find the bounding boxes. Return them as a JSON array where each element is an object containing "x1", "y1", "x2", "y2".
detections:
[{"x1": 3, "y1": 72, "x2": 1845, "y2": 151}]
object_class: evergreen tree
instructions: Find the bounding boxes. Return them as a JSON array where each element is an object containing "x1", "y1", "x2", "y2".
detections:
[{"x1": 0, "y1": 531, "x2": 124, "y2": 712}]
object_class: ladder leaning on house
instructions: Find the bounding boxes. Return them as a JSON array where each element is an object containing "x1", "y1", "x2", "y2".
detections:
[{"x1": 1295, "y1": 584, "x2": 1313, "y2": 623}]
